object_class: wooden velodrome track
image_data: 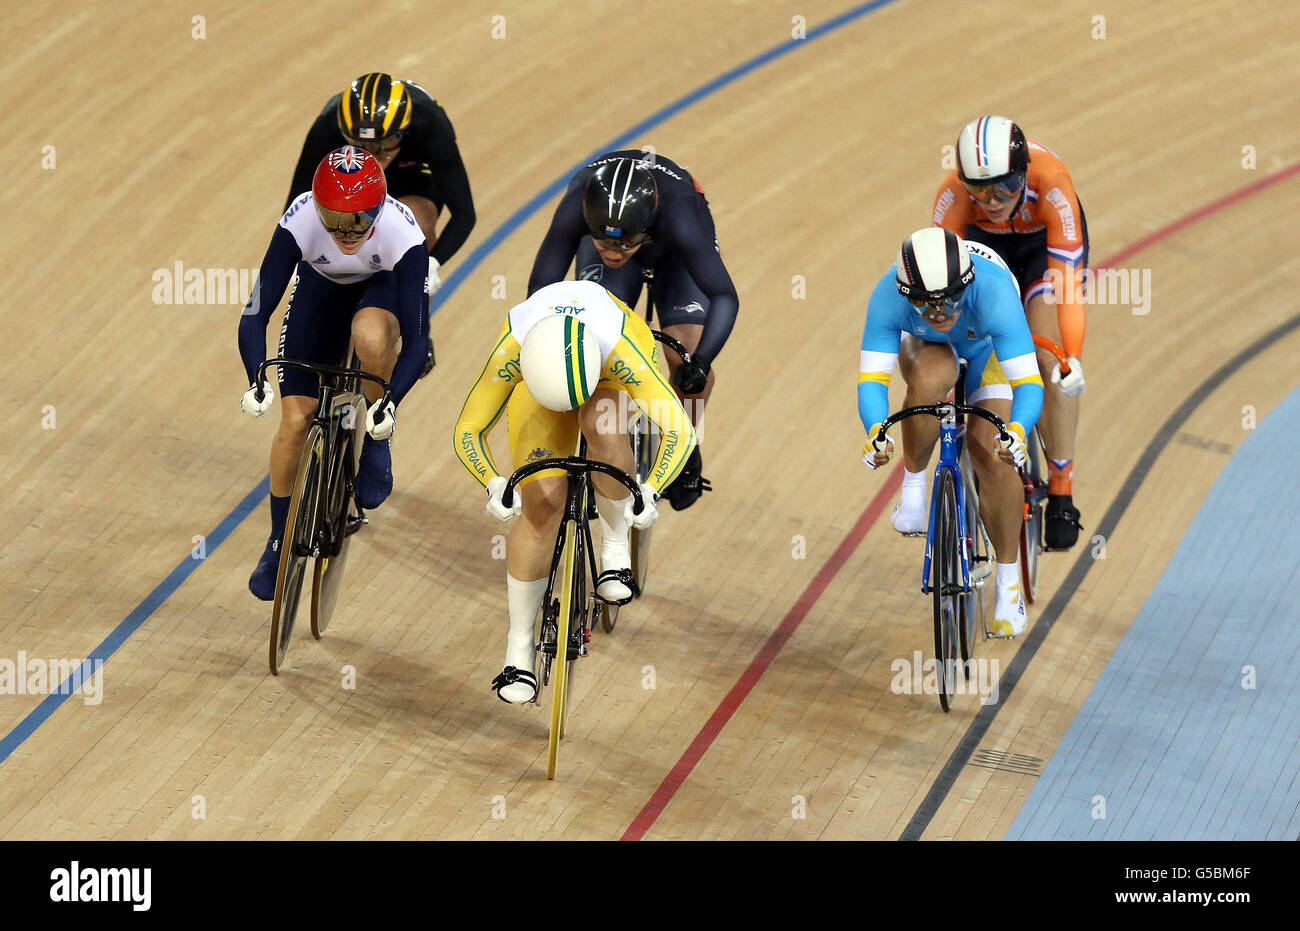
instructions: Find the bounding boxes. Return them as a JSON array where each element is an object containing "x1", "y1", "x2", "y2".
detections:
[{"x1": 1, "y1": 0, "x2": 1297, "y2": 840}]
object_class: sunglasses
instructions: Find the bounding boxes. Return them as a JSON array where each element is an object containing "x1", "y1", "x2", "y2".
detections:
[
  {"x1": 962, "y1": 173, "x2": 1025, "y2": 205},
  {"x1": 316, "y1": 203, "x2": 382, "y2": 238},
  {"x1": 908, "y1": 295, "x2": 963, "y2": 318}
]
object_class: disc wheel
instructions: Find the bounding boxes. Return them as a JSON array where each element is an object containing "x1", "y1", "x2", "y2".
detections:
[{"x1": 270, "y1": 426, "x2": 324, "y2": 675}]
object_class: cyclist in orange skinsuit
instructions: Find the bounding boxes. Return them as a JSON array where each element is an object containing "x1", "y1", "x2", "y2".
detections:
[{"x1": 932, "y1": 115, "x2": 1087, "y2": 548}]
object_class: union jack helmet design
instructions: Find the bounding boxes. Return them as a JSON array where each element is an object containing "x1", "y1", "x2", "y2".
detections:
[{"x1": 312, "y1": 146, "x2": 386, "y2": 236}]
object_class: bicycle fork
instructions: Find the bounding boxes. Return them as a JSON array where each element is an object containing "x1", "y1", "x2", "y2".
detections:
[{"x1": 921, "y1": 419, "x2": 973, "y2": 597}]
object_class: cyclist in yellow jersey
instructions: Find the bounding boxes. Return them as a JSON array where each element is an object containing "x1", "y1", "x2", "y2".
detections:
[{"x1": 453, "y1": 279, "x2": 697, "y2": 702}]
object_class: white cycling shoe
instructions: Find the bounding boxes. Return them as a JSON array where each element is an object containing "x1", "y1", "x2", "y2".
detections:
[
  {"x1": 596, "y1": 540, "x2": 634, "y2": 604},
  {"x1": 992, "y1": 577, "x2": 1028, "y2": 638}
]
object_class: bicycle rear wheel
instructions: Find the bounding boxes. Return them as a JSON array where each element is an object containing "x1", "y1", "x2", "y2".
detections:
[
  {"x1": 311, "y1": 408, "x2": 364, "y2": 638},
  {"x1": 631, "y1": 413, "x2": 657, "y2": 594},
  {"x1": 1019, "y1": 427, "x2": 1046, "y2": 603},
  {"x1": 270, "y1": 425, "x2": 324, "y2": 675},
  {"x1": 932, "y1": 470, "x2": 962, "y2": 712},
  {"x1": 960, "y1": 478, "x2": 991, "y2": 669},
  {"x1": 547, "y1": 519, "x2": 578, "y2": 780}
]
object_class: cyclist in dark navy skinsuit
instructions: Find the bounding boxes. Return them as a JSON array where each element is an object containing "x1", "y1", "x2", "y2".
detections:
[{"x1": 528, "y1": 150, "x2": 738, "y2": 510}]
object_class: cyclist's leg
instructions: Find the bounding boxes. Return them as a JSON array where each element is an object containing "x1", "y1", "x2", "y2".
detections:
[
  {"x1": 391, "y1": 160, "x2": 442, "y2": 377},
  {"x1": 390, "y1": 158, "x2": 442, "y2": 246},
  {"x1": 493, "y1": 390, "x2": 579, "y2": 703},
  {"x1": 964, "y1": 346, "x2": 1027, "y2": 635},
  {"x1": 651, "y1": 253, "x2": 714, "y2": 509},
  {"x1": 653, "y1": 254, "x2": 713, "y2": 419},
  {"x1": 250, "y1": 267, "x2": 353, "y2": 598},
  {"x1": 351, "y1": 273, "x2": 403, "y2": 509},
  {"x1": 579, "y1": 385, "x2": 638, "y2": 601},
  {"x1": 1024, "y1": 208, "x2": 1088, "y2": 547},
  {"x1": 892, "y1": 334, "x2": 959, "y2": 533}
]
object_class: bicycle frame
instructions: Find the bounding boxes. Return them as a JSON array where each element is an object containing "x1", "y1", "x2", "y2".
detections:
[
  {"x1": 254, "y1": 357, "x2": 391, "y2": 553},
  {"x1": 921, "y1": 406, "x2": 972, "y2": 598},
  {"x1": 501, "y1": 447, "x2": 647, "y2": 659}
]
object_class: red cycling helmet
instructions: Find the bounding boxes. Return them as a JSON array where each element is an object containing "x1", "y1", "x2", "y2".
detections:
[{"x1": 311, "y1": 145, "x2": 386, "y2": 237}]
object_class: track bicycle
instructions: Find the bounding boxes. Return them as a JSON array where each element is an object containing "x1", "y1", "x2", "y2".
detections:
[
  {"x1": 500, "y1": 444, "x2": 645, "y2": 779},
  {"x1": 872, "y1": 372, "x2": 1012, "y2": 712},
  {"x1": 252, "y1": 356, "x2": 391, "y2": 675}
]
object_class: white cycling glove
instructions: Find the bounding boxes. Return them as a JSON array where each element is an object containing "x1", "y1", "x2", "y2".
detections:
[
  {"x1": 625, "y1": 483, "x2": 660, "y2": 530},
  {"x1": 1050, "y1": 356, "x2": 1085, "y2": 397},
  {"x1": 861, "y1": 423, "x2": 895, "y2": 470},
  {"x1": 425, "y1": 258, "x2": 442, "y2": 297},
  {"x1": 996, "y1": 423, "x2": 1028, "y2": 468},
  {"x1": 241, "y1": 381, "x2": 274, "y2": 418},
  {"x1": 366, "y1": 398, "x2": 396, "y2": 440},
  {"x1": 486, "y1": 476, "x2": 520, "y2": 521}
]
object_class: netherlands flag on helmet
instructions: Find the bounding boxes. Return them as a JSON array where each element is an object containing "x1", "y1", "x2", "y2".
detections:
[{"x1": 958, "y1": 115, "x2": 1017, "y2": 180}]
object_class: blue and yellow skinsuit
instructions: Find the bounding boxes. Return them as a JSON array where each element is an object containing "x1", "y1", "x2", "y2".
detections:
[
  {"x1": 858, "y1": 252, "x2": 1045, "y2": 437},
  {"x1": 454, "y1": 281, "x2": 697, "y2": 492}
]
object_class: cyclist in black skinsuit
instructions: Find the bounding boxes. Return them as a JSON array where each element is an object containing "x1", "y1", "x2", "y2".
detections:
[
  {"x1": 285, "y1": 73, "x2": 476, "y2": 378},
  {"x1": 528, "y1": 150, "x2": 738, "y2": 510}
]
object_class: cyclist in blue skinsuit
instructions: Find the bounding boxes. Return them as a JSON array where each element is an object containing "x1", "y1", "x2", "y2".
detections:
[{"x1": 858, "y1": 228, "x2": 1044, "y2": 636}]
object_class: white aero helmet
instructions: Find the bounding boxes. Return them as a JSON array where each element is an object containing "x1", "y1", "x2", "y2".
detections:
[
  {"x1": 956, "y1": 115, "x2": 1029, "y2": 185},
  {"x1": 519, "y1": 314, "x2": 603, "y2": 412},
  {"x1": 895, "y1": 227, "x2": 974, "y2": 304}
]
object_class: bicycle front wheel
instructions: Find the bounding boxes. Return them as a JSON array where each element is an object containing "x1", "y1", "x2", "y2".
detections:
[
  {"x1": 547, "y1": 519, "x2": 578, "y2": 779},
  {"x1": 932, "y1": 470, "x2": 961, "y2": 712},
  {"x1": 270, "y1": 425, "x2": 325, "y2": 675}
]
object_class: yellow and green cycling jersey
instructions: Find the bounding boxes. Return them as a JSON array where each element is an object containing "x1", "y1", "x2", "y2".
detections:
[{"x1": 453, "y1": 280, "x2": 697, "y2": 493}]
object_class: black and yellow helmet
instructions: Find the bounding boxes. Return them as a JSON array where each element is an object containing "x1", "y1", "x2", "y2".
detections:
[{"x1": 337, "y1": 73, "x2": 413, "y2": 153}]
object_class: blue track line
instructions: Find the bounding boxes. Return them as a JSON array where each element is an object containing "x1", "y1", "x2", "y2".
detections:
[
  {"x1": 0, "y1": 478, "x2": 269, "y2": 763},
  {"x1": 0, "y1": 0, "x2": 900, "y2": 765}
]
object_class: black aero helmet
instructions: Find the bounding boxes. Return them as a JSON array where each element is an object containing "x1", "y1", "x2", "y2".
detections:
[
  {"x1": 337, "y1": 73, "x2": 413, "y2": 150},
  {"x1": 582, "y1": 158, "x2": 659, "y2": 240},
  {"x1": 895, "y1": 228, "x2": 974, "y2": 304},
  {"x1": 956, "y1": 115, "x2": 1029, "y2": 186}
]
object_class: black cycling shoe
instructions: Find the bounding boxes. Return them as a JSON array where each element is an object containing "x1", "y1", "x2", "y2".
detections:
[
  {"x1": 419, "y1": 335, "x2": 436, "y2": 379},
  {"x1": 661, "y1": 447, "x2": 712, "y2": 512},
  {"x1": 1045, "y1": 495, "x2": 1084, "y2": 549},
  {"x1": 490, "y1": 666, "x2": 538, "y2": 704}
]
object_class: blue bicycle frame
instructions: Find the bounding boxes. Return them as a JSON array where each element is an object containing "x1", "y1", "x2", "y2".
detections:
[{"x1": 920, "y1": 403, "x2": 971, "y2": 598}]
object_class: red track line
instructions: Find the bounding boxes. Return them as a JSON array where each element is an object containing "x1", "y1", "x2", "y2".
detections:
[
  {"x1": 620, "y1": 160, "x2": 1300, "y2": 841},
  {"x1": 1098, "y1": 162, "x2": 1300, "y2": 270},
  {"x1": 622, "y1": 467, "x2": 903, "y2": 840}
]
